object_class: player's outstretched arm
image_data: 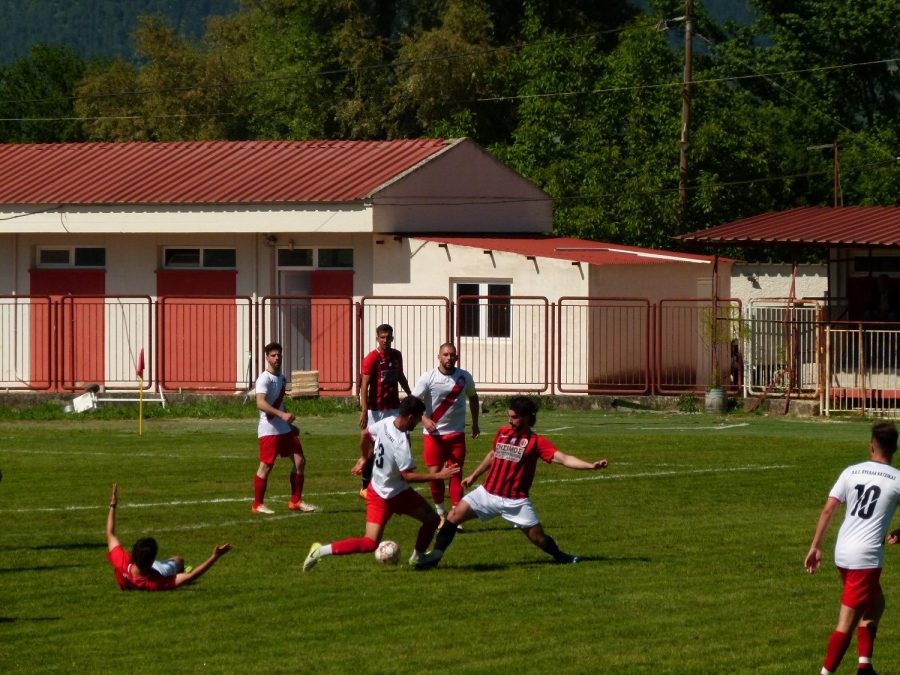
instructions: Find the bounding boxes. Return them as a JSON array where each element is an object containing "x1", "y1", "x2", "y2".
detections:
[
  {"x1": 174, "y1": 543, "x2": 233, "y2": 587},
  {"x1": 106, "y1": 483, "x2": 121, "y2": 551},
  {"x1": 402, "y1": 465, "x2": 460, "y2": 483},
  {"x1": 551, "y1": 452, "x2": 608, "y2": 470},
  {"x1": 805, "y1": 497, "x2": 840, "y2": 574}
]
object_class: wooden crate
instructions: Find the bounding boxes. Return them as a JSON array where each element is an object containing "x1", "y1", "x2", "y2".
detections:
[{"x1": 290, "y1": 370, "x2": 319, "y2": 398}]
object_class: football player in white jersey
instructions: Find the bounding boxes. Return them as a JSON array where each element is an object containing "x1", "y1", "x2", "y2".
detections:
[
  {"x1": 303, "y1": 396, "x2": 458, "y2": 571},
  {"x1": 412, "y1": 343, "x2": 479, "y2": 525},
  {"x1": 805, "y1": 421, "x2": 900, "y2": 675},
  {"x1": 251, "y1": 342, "x2": 317, "y2": 515}
]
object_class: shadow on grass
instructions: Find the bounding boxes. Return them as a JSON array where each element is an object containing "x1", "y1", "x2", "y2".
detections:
[
  {"x1": 0, "y1": 616, "x2": 61, "y2": 623},
  {"x1": 0, "y1": 563, "x2": 83, "y2": 574},
  {"x1": 31, "y1": 542, "x2": 106, "y2": 551},
  {"x1": 416, "y1": 555, "x2": 651, "y2": 572}
]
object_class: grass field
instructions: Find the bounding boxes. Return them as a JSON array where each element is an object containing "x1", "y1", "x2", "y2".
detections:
[{"x1": 1, "y1": 407, "x2": 899, "y2": 673}]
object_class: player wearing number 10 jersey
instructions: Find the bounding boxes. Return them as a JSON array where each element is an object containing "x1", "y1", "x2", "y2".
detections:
[{"x1": 805, "y1": 421, "x2": 900, "y2": 675}]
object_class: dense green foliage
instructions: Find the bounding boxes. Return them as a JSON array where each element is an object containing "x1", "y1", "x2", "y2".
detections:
[
  {"x1": 1, "y1": 411, "x2": 896, "y2": 671},
  {"x1": 0, "y1": 0, "x2": 897, "y2": 254}
]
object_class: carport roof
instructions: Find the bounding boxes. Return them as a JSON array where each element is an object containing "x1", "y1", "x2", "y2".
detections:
[
  {"x1": 0, "y1": 139, "x2": 456, "y2": 204},
  {"x1": 679, "y1": 206, "x2": 900, "y2": 247},
  {"x1": 417, "y1": 234, "x2": 721, "y2": 266}
]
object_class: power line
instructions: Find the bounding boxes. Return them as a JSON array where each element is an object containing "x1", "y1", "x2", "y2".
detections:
[
  {"x1": 694, "y1": 32, "x2": 898, "y2": 162},
  {"x1": 368, "y1": 157, "x2": 900, "y2": 206},
  {"x1": 473, "y1": 57, "x2": 896, "y2": 102},
  {"x1": 0, "y1": 21, "x2": 660, "y2": 108},
  {"x1": 1, "y1": 56, "x2": 893, "y2": 122}
]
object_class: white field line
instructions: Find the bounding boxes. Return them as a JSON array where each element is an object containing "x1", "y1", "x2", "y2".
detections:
[
  {"x1": 0, "y1": 464, "x2": 792, "y2": 516},
  {"x1": 544, "y1": 463, "x2": 792, "y2": 484},
  {"x1": 533, "y1": 422, "x2": 750, "y2": 433},
  {"x1": 635, "y1": 423, "x2": 750, "y2": 431},
  {"x1": 0, "y1": 448, "x2": 352, "y2": 462}
]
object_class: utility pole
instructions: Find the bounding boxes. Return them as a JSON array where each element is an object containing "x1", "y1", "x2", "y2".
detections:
[
  {"x1": 807, "y1": 142, "x2": 841, "y2": 207},
  {"x1": 678, "y1": 0, "x2": 694, "y2": 230}
]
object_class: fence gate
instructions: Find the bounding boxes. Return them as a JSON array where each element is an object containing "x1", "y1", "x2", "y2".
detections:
[
  {"x1": 746, "y1": 299, "x2": 821, "y2": 398},
  {"x1": 656, "y1": 298, "x2": 742, "y2": 394},
  {"x1": 825, "y1": 323, "x2": 900, "y2": 417},
  {"x1": 455, "y1": 295, "x2": 550, "y2": 393},
  {"x1": 557, "y1": 297, "x2": 652, "y2": 394},
  {"x1": 260, "y1": 295, "x2": 354, "y2": 393},
  {"x1": 0, "y1": 295, "x2": 53, "y2": 390},
  {"x1": 358, "y1": 297, "x2": 451, "y2": 386},
  {"x1": 158, "y1": 296, "x2": 254, "y2": 392}
]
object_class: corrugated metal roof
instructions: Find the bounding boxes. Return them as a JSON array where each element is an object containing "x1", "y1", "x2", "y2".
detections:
[
  {"x1": 0, "y1": 139, "x2": 454, "y2": 205},
  {"x1": 680, "y1": 207, "x2": 900, "y2": 247},
  {"x1": 417, "y1": 234, "x2": 720, "y2": 266}
]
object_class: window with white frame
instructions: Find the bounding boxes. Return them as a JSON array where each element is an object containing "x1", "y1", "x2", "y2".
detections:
[
  {"x1": 276, "y1": 247, "x2": 353, "y2": 269},
  {"x1": 163, "y1": 247, "x2": 236, "y2": 269},
  {"x1": 37, "y1": 246, "x2": 106, "y2": 268},
  {"x1": 454, "y1": 281, "x2": 511, "y2": 338}
]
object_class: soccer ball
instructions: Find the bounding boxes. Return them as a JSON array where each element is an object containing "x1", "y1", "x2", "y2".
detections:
[{"x1": 374, "y1": 540, "x2": 400, "y2": 564}]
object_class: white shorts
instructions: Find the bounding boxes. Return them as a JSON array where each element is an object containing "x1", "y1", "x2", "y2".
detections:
[
  {"x1": 152, "y1": 558, "x2": 179, "y2": 577},
  {"x1": 367, "y1": 409, "x2": 398, "y2": 426},
  {"x1": 462, "y1": 485, "x2": 540, "y2": 529}
]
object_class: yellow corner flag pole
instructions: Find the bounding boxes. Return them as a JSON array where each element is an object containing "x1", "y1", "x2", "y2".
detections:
[{"x1": 137, "y1": 348, "x2": 145, "y2": 437}]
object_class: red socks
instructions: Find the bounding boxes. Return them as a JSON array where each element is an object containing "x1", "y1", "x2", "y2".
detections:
[
  {"x1": 857, "y1": 624, "x2": 876, "y2": 665},
  {"x1": 253, "y1": 475, "x2": 267, "y2": 507},
  {"x1": 415, "y1": 517, "x2": 439, "y2": 554},
  {"x1": 332, "y1": 537, "x2": 378, "y2": 555},
  {"x1": 823, "y1": 630, "x2": 852, "y2": 673},
  {"x1": 429, "y1": 478, "x2": 445, "y2": 506},
  {"x1": 290, "y1": 472, "x2": 304, "y2": 504}
]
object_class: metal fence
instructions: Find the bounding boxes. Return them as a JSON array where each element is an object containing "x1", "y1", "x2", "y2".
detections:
[
  {"x1": 557, "y1": 298, "x2": 652, "y2": 394},
  {"x1": 656, "y1": 298, "x2": 743, "y2": 394},
  {"x1": 358, "y1": 296, "x2": 451, "y2": 388},
  {"x1": 260, "y1": 296, "x2": 355, "y2": 393},
  {"x1": 0, "y1": 295, "x2": 53, "y2": 390},
  {"x1": 454, "y1": 295, "x2": 550, "y2": 393},
  {"x1": 825, "y1": 322, "x2": 900, "y2": 417},
  {"x1": 745, "y1": 299, "x2": 821, "y2": 398},
  {"x1": 2, "y1": 293, "x2": 897, "y2": 416}
]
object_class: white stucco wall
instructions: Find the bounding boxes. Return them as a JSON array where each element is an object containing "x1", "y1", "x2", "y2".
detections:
[
  {"x1": 386, "y1": 237, "x2": 588, "y2": 297},
  {"x1": 731, "y1": 263, "x2": 827, "y2": 305},
  {"x1": 1, "y1": 232, "x2": 375, "y2": 299},
  {"x1": 588, "y1": 261, "x2": 726, "y2": 301},
  {"x1": 372, "y1": 140, "x2": 553, "y2": 234},
  {"x1": 0, "y1": 204, "x2": 374, "y2": 234}
]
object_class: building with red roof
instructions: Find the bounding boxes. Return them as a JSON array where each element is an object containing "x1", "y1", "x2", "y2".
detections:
[{"x1": 0, "y1": 137, "x2": 726, "y2": 394}]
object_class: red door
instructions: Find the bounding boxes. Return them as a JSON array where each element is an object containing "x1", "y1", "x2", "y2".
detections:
[
  {"x1": 157, "y1": 270, "x2": 237, "y2": 390},
  {"x1": 310, "y1": 271, "x2": 354, "y2": 392},
  {"x1": 29, "y1": 269, "x2": 106, "y2": 390}
]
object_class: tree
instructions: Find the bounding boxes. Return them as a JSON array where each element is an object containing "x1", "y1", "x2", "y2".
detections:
[
  {"x1": 0, "y1": 44, "x2": 86, "y2": 143},
  {"x1": 390, "y1": 0, "x2": 502, "y2": 139}
]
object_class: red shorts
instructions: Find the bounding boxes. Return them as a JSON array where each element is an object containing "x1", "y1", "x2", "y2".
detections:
[
  {"x1": 365, "y1": 487, "x2": 429, "y2": 526},
  {"x1": 423, "y1": 432, "x2": 466, "y2": 468},
  {"x1": 838, "y1": 567, "x2": 882, "y2": 610},
  {"x1": 259, "y1": 431, "x2": 302, "y2": 464}
]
